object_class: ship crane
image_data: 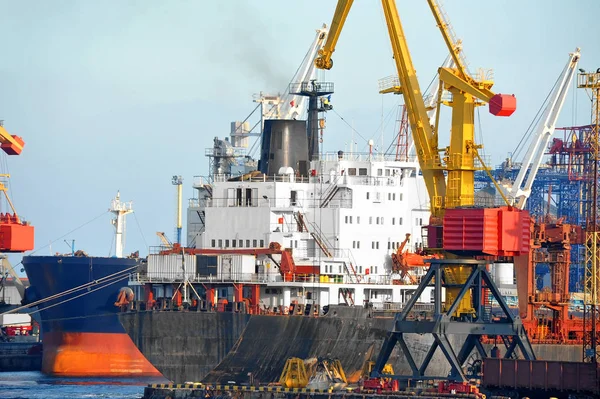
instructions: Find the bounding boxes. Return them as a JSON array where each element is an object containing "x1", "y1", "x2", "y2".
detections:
[
  {"x1": 317, "y1": 0, "x2": 534, "y2": 383},
  {"x1": 256, "y1": 24, "x2": 330, "y2": 123},
  {"x1": 504, "y1": 48, "x2": 581, "y2": 209}
]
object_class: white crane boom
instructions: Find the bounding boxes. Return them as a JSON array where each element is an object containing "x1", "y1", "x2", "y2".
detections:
[
  {"x1": 508, "y1": 48, "x2": 580, "y2": 209},
  {"x1": 264, "y1": 25, "x2": 329, "y2": 121}
]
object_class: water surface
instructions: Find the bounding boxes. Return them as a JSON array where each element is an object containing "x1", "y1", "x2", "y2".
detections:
[{"x1": 0, "y1": 371, "x2": 167, "y2": 399}]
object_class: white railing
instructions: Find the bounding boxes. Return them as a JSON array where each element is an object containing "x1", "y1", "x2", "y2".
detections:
[
  {"x1": 320, "y1": 152, "x2": 419, "y2": 163},
  {"x1": 130, "y1": 271, "x2": 407, "y2": 286},
  {"x1": 212, "y1": 174, "x2": 311, "y2": 183}
]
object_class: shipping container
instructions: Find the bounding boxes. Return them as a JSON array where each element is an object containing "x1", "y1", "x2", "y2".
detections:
[
  {"x1": 0, "y1": 313, "x2": 31, "y2": 326},
  {"x1": 217, "y1": 254, "x2": 256, "y2": 280},
  {"x1": 483, "y1": 358, "x2": 599, "y2": 395},
  {"x1": 147, "y1": 254, "x2": 197, "y2": 280}
]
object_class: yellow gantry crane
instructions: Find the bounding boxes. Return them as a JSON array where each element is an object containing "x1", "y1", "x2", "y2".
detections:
[
  {"x1": 315, "y1": 0, "x2": 515, "y2": 221},
  {"x1": 316, "y1": 0, "x2": 517, "y2": 320}
]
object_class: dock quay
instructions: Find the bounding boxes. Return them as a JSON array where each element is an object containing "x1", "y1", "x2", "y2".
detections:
[{"x1": 142, "y1": 383, "x2": 491, "y2": 399}]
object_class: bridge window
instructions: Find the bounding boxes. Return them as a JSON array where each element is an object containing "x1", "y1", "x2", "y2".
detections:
[{"x1": 211, "y1": 239, "x2": 216, "y2": 248}]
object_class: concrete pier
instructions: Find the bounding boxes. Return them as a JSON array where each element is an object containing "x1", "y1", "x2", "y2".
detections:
[{"x1": 142, "y1": 384, "x2": 486, "y2": 399}]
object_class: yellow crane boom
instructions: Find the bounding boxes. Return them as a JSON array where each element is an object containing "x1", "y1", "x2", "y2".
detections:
[
  {"x1": 315, "y1": 0, "x2": 447, "y2": 218},
  {"x1": 315, "y1": 0, "x2": 515, "y2": 219}
]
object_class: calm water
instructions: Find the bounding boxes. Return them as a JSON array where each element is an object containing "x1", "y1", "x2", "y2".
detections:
[{"x1": 0, "y1": 371, "x2": 168, "y2": 399}]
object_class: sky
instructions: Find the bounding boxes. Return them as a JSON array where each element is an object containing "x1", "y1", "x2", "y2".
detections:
[{"x1": 0, "y1": 0, "x2": 598, "y2": 271}]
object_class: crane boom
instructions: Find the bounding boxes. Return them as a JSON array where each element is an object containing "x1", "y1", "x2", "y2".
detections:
[
  {"x1": 314, "y1": 2, "x2": 352, "y2": 70},
  {"x1": 316, "y1": 0, "x2": 447, "y2": 217},
  {"x1": 281, "y1": 25, "x2": 329, "y2": 120},
  {"x1": 316, "y1": 1, "x2": 516, "y2": 218},
  {"x1": 426, "y1": 0, "x2": 469, "y2": 81},
  {"x1": 507, "y1": 48, "x2": 581, "y2": 209}
]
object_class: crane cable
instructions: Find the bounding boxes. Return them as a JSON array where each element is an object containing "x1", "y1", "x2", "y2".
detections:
[
  {"x1": 22, "y1": 272, "x2": 130, "y2": 318},
  {"x1": 510, "y1": 72, "x2": 563, "y2": 162},
  {"x1": 0, "y1": 271, "x2": 136, "y2": 326},
  {"x1": 0, "y1": 264, "x2": 138, "y2": 316}
]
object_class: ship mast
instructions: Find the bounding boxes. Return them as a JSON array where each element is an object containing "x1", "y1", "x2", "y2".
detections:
[{"x1": 109, "y1": 192, "x2": 133, "y2": 258}]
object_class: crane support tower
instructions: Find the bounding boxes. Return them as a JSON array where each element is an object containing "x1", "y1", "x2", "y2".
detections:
[
  {"x1": 172, "y1": 176, "x2": 183, "y2": 245},
  {"x1": 374, "y1": 259, "x2": 534, "y2": 382},
  {"x1": 578, "y1": 68, "x2": 600, "y2": 363}
]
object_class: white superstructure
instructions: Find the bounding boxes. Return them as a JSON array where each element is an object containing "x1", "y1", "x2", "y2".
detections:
[{"x1": 177, "y1": 150, "x2": 433, "y2": 309}]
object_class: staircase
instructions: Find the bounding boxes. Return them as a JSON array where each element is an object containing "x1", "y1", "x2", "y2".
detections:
[
  {"x1": 293, "y1": 212, "x2": 309, "y2": 233},
  {"x1": 311, "y1": 232, "x2": 333, "y2": 258},
  {"x1": 307, "y1": 221, "x2": 334, "y2": 258},
  {"x1": 320, "y1": 185, "x2": 340, "y2": 208},
  {"x1": 340, "y1": 288, "x2": 355, "y2": 306},
  {"x1": 320, "y1": 171, "x2": 347, "y2": 208},
  {"x1": 343, "y1": 262, "x2": 360, "y2": 284},
  {"x1": 292, "y1": 211, "x2": 333, "y2": 258}
]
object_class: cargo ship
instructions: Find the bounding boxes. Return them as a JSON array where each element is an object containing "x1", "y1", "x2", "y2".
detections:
[
  {"x1": 115, "y1": 44, "x2": 594, "y2": 387},
  {"x1": 116, "y1": 116, "x2": 585, "y2": 383},
  {"x1": 22, "y1": 194, "x2": 161, "y2": 377}
]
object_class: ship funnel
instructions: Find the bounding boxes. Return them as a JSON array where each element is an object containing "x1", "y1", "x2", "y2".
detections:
[{"x1": 259, "y1": 119, "x2": 309, "y2": 177}]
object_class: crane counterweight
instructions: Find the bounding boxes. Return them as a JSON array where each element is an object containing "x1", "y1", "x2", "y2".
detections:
[{"x1": 489, "y1": 93, "x2": 517, "y2": 117}]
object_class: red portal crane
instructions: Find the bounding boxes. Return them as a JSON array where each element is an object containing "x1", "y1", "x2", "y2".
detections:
[{"x1": 0, "y1": 121, "x2": 33, "y2": 252}]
